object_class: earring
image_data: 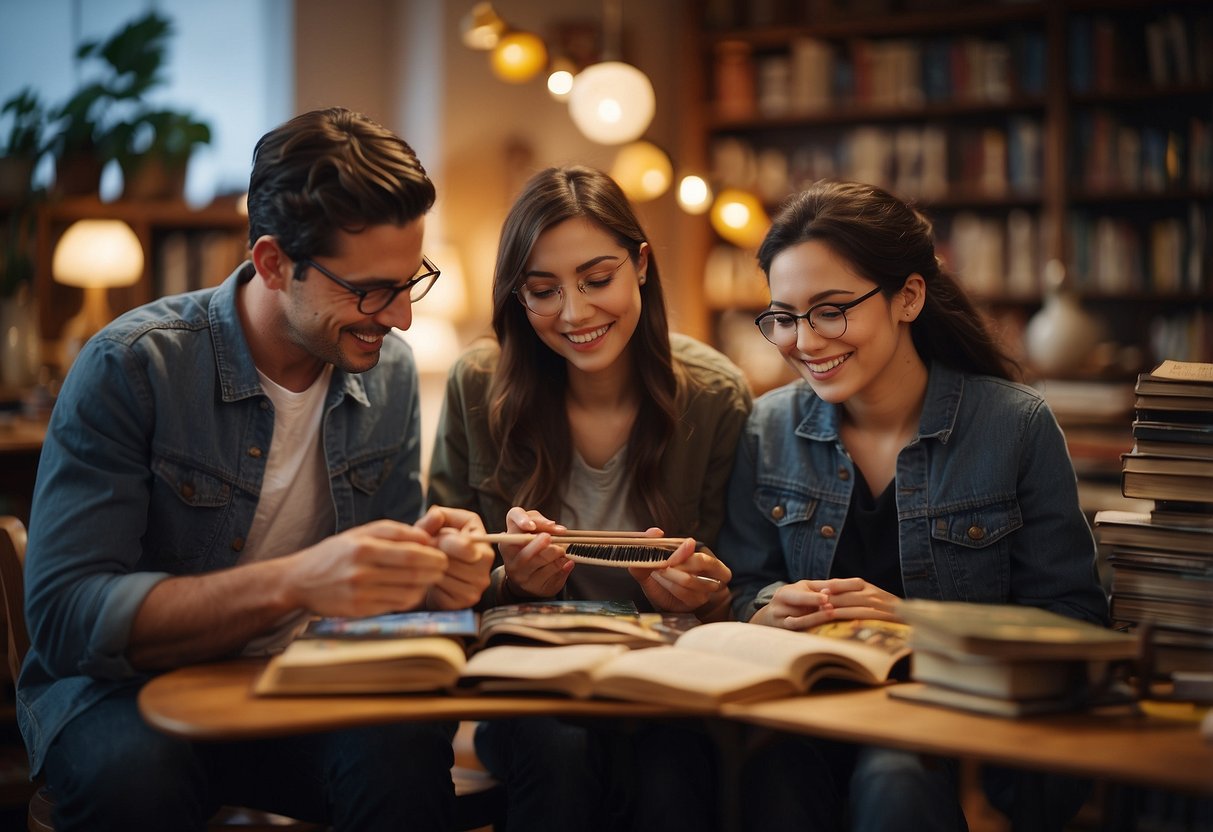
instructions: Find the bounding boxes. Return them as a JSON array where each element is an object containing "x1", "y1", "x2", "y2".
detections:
[{"x1": 639, "y1": 273, "x2": 647, "y2": 285}]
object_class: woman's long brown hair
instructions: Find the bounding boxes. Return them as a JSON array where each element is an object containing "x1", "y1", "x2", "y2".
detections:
[{"x1": 486, "y1": 165, "x2": 683, "y2": 530}]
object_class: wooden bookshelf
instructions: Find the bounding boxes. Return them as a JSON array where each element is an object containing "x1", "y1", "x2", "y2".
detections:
[
  {"x1": 32, "y1": 195, "x2": 248, "y2": 376},
  {"x1": 680, "y1": 0, "x2": 1213, "y2": 381}
]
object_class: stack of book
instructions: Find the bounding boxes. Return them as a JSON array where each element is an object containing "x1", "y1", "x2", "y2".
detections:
[
  {"x1": 1093, "y1": 360, "x2": 1213, "y2": 679},
  {"x1": 890, "y1": 600, "x2": 1140, "y2": 717}
]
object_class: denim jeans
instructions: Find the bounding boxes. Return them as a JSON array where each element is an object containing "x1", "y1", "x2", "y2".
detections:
[
  {"x1": 43, "y1": 685, "x2": 457, "y2": 832},
  {"x1": 741, "y1": 734, "x2": 967, "y2": 832},
  {"x1": 475, "y1": 716, "x2": 719, "y2": 832}
]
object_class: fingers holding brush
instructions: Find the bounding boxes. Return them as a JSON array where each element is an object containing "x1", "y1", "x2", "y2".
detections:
[
  {"x1": 499, "y1": 507, "x2": 574, "y2": 598},
  {"x1": 632, "y1": 540, "x2": 731, "y2": 615}
]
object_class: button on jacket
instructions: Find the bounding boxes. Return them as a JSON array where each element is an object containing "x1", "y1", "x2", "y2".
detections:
[
  {"x1": 721, "y1": 363, "x2": 1108, "y2": 626},
  {"x1": 19, "y1": 263, "x2": 425, "y2": 774}
]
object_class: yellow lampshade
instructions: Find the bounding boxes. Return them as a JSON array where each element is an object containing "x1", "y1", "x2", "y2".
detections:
[
  {"x1": 53, "y1": 219, "x2": 144, "y2": 289},
  {"x1": 567, "y1": 61, "x2": 655, "y2": 145},
  {"x1": 52, "y1": 219, "x2": 145, "y2": 371},
  {"x1": 677, "y1": 174, "x2": 713, "y2": 215},
  {"x1": 490, "y1": 31, "x2": 548, "y2": 84},
  {"x1": 610, "y1": 141, "x2": 672, "y2": 202},
  {"x1": 709, "y1": 189, "x2": 771, "y2": 250}
]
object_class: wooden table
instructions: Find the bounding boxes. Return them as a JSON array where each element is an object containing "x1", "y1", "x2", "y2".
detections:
[
  {"x1": 724, "y1": 685, "x2": 1213, "y2": 795},
  {"x1": 141, "y1": 664, "x2": 1212, "y2": 796},
  {"x1": 138, "y1": 658, "x2": 693, "y2": 741}
]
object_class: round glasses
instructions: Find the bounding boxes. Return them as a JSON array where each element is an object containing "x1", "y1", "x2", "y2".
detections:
[
  {"x1": 754, "y1": 286, "x2": 882, "y2": 346},
  {"x1": 304, "y1": 256, "x2": 441, "y2": 315},
  {"x1": 513, "y1": 257, "x2": 632, "y2": 317}
]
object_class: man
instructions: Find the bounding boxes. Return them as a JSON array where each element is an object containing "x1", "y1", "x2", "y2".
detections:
[{"x1": 19, "y1": 107, "x2": 493, "y2": 831}]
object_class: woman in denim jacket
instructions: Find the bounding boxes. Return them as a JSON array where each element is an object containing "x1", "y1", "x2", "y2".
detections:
[{"x1": 719, "y1": 180, "x2": 1108, "y2": 832}]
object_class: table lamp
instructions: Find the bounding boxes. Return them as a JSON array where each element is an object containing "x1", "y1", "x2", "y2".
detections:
[{"x1": 53, "y1": 218, "x2": 144, "y2": 371}]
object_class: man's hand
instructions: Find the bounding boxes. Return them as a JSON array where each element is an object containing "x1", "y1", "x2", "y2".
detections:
[
  {"x1": 280, "y1": 520, "x2": 448, "y2": 617},
  {"x1": 417, "y1": 505, "x2": 494, "y2": 609}
]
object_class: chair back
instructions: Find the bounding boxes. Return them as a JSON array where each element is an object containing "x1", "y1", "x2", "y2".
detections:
[{"x1": 0, "y1": 516, "x2": 29, "y2": 685}]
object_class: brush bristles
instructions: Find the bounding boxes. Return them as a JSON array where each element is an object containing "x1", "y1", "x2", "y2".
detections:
[{"x1": 563, "y1": 543, "x2": 672, "y2": 568}]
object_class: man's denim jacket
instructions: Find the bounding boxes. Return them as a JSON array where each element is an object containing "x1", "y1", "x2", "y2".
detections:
[
  {"x1": 18, "y1": 263, "x2": 424, "y2": 774},
  {"x1": 721, "y1": 363, "x2": 1108, "y2": 627}
]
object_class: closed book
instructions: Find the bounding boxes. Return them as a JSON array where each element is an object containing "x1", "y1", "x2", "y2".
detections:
[
  {"x1": 1121, "y1": 452, "x2": 1213, "y2": 477},
  {"x1": 1121, "y1": 470, "x2": 1213, "y2": 503},
  {"x1": 897, "y1": 600, "x2": 1139, "y2": 662},
  {"x1": 1094, "y1": 510, "x2": 1213, "y2": 555},
  {"x1": 910, "y1": 649, "x2": 1093, "y2": 700},
  {"x1": 888, "y1": 682, "x2": 1091, "y2": 718}
]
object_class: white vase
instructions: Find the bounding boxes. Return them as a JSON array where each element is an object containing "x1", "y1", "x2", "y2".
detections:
[
  {"x1": 0, "y1": 286, "x2": 42, "y2": 390},
  {"x1": 1024, "y1": 261, "x2": 1103, "y2": 377}
]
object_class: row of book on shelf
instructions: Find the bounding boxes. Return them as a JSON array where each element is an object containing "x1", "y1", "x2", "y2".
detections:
[
  {"x1": 1073, "y1": 112, "x2": 1212, "y2": 195},
  {"x1": 1069, "y1": 11, "x2": 1213, "y2": 92},
  {"x1": 715, "y1": 32, "x2": 1040, "y2": 121},
  {"x1": 1093, "y1": 360, "x2": 1213, "y2": 687},
  {"x1": 710, "y1": 119, "x2": 1042, "y2": 204},
  {"x1": 1068, "y1": 204, "x2": 1210, "y2": 296}
]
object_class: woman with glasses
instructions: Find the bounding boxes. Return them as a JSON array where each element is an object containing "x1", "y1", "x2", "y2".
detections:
[
  {"x1": 721, "y1": 179, "x2": 1107, "y2": 832},
  {"x1": 427, "y1": 164, "x2": 751, "y2": 831}
]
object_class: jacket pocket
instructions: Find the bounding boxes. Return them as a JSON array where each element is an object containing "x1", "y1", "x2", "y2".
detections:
[
  {"x1": 348, "y1": 450, "x2": 398, "y2": 496},
  {"x1": 148, "y1": 456, "x2": 235, "y2": 567},
  {"x1": 753, "y1": 486, "x2": 818, "y2": 528},
  {"x1": 929, "y1": 500, "x2": 1022, "y2": 601}
]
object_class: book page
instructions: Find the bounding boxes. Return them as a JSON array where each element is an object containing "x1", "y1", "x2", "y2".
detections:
[
  {"x1": 1151, "y1": 360, "x2": 1213, "y2": 382},
  {"x1": 457, "y1": 643, "x2": 629, "y2": 697},
  {"x1": 673, "y1": 620, "x2": 909, "y2": 686},
  {"x1": 589, "y1": 644, "x2": 800, "y2": 707}
]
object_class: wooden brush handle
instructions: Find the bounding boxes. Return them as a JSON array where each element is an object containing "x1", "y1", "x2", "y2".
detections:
[{"x1": 467, "y1": 533, "x2": 690, "y2": 548}]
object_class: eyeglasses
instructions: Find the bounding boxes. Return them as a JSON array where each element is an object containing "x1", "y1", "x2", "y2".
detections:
[
  {"x1": 303, "y1": 256, "x2": 441, "y2": 314},
  {"x1": 512, "y1": 257, "x2": 632, "y2": 317},
  {"x1": 754, "y1": 286, "x2": 883, "y2": 346}
]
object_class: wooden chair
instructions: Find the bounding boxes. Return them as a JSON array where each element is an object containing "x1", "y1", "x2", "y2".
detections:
[{"x1": 0, "y1": 517, "x2": 504, "y2": 831}]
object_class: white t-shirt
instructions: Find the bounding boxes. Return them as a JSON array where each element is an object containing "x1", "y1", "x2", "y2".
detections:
[{"x1": 240, "y1": 365, "x2": 336, "y2": 654}]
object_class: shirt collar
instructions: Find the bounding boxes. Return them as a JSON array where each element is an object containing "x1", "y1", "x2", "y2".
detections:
[
  {"x1": 208, "y1": 261, "x2": 370, "y2": 407},
  {"x1": 794, "y1": 361, "x2": 962, "y2": 445}
]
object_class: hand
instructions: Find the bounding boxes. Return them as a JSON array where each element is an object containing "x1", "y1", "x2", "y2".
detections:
[
  {"x1": 753, "y1": 577, "x2": 900, "y2": 630},
  {"x1": 498, "y1": 507, "x2": 572, "y2": 599},
  {"x1": 281, "y1": 520, "x2": 448, "y2": 617},
  {"x1": 418, "y1": 505, "x2": 495, "y2": 609},
  {"x1": 630, "y1": 539, "x2": 732, "y2": 615}
]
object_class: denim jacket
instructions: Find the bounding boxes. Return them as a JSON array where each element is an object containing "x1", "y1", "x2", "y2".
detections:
[
  {"x1": 18, "y1": 263, "x2": 424, "y2": 774},
  {"x1": 721, "y1": 363, "x2": 1108, "y2": 626}
]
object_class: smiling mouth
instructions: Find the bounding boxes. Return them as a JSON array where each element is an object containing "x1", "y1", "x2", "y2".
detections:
[
  {"x1": 807, "y1": 353, "x2": 852, "y2": 373},
  {"x1": 350, "y1": 330, "x2": 386, "y2": 345},
  {"x1": 565, "y1": 324, "x2": 611, "y2": 344}
]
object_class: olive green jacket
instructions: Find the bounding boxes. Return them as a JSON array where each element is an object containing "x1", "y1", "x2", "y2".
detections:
[{"x1": 427, "y1": 333, "x2": 753, "y2": 604}]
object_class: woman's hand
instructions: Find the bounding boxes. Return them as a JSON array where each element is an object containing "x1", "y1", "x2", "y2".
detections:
[
  {"x1": 752, "y1": 577, "x2": 900, "y2": 630},
  {"x1": 631, "y1": 538, "x2": 732, "y2": 617},
  {"x1": 498, "y1": 507, "x2": 573, "y2": 599}
]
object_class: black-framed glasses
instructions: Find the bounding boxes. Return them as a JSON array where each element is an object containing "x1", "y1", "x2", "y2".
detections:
[
  {"x1": 512, "y1": 257, "x2": 632, "y2": 317},
  {"x1": 303, "y1": 256, "x2": 441, "y2": 314},
  {"x1": 754, "y1": 286, "x2": 883, "y2": 346}
]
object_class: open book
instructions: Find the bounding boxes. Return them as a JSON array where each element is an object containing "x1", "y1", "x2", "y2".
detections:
[
  {"x1": 255, "y1": 617, "x2": 910, "y2": 703},
  {"x1": 255, "y1": 602, "x2": 692, "y2": 696},
  {"x1": 459, "y1": 619, "x2": 911, "y2": 707}
]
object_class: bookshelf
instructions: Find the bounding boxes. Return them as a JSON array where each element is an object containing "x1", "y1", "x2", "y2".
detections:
[
  {"x1": 682, "y1": 0, "x2": 1213, "y2": 391},
  {"x1": 32, "y1": 195, "x2": 249, "y2": 376}
]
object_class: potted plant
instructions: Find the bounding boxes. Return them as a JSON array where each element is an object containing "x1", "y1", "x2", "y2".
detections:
[
  {"x1": 47, "y1": 11, "x2": 173, "y2": 196},
  {"x1": 0, "y1": 88, "x2": 46, "y2": 200},
  {"x1": 114, "y1": 107, "x2": 212, "y2": 200}
]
